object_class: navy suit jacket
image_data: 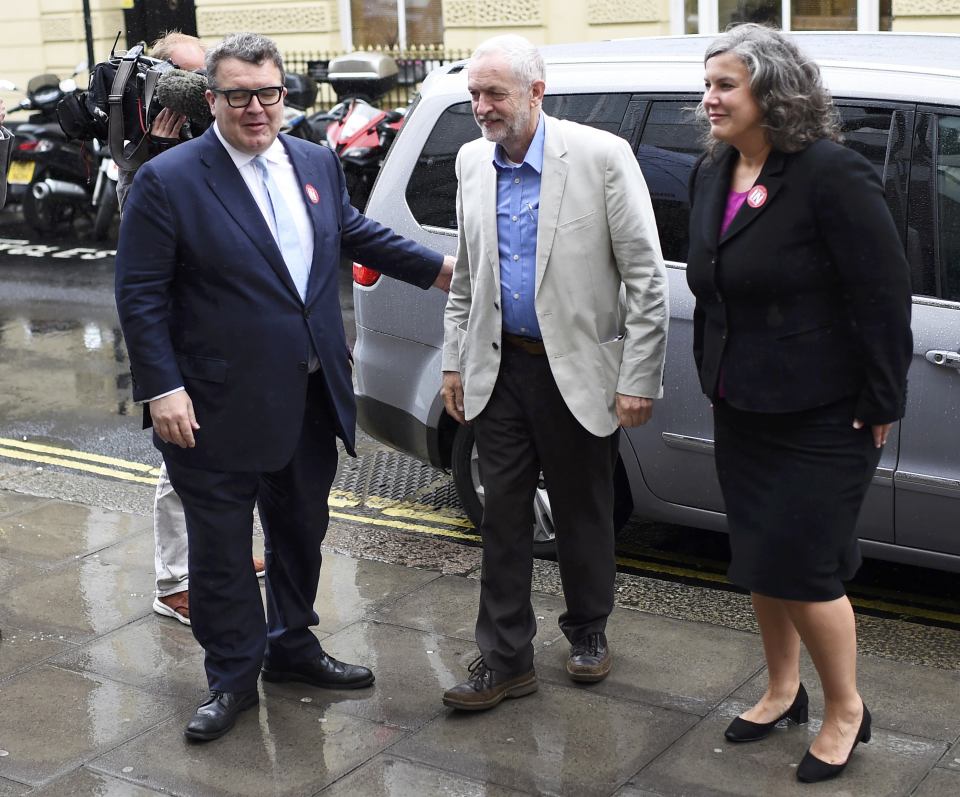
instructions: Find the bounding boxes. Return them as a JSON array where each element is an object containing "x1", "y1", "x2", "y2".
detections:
[
  {"x1": 115, "y1": 127, "x2": 442, "y2": 471},
  {"x1": 686, "y1": 139, "x2": 912, "y2": 425}
]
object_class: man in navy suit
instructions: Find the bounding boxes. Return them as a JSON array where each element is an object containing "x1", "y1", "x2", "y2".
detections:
[{"x1": 115, "y1": 32, "x2": 453, "y2": 741}]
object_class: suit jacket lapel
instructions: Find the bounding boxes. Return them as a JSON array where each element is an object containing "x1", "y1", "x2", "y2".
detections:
[
  {"x1": 719, "y1": 148, "x2": 786, "y2": 244},
  {"x1": 480, "y1": 147, "x2": 501, "y2": 295},
  {"x1": 535, "y1": 114, "x2": 567, "y2": 295},
  {"x1": 199, "y1": 128, "x2": 302, "y2": 303}
]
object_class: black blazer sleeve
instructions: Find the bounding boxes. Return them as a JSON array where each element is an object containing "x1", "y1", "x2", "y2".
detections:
[{"x1": 813, "y1": 144, "x2": 912, "y2": 424}]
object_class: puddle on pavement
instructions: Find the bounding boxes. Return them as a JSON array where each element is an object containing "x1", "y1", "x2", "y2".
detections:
[{"x1": 0, "y1": 315, "x2": 133, "y2": 418}]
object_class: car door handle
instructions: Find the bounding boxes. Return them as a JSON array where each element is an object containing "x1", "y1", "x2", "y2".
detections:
[{"x1": 925, "y1": 350, "x2": 960, "y2": 368}]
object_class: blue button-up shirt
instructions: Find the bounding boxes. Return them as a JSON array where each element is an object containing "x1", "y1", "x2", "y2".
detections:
[{"x1": 494, "y1": 113, "x2": 544, "y2": 339}]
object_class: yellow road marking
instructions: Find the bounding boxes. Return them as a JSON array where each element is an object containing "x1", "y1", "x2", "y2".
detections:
[
  {"x1": 330, "y1": 509, "x2": 479, "y2": 541},
  {"x1": 2, "y1": 440, "x2": 959, "y2": 626},
  {"x1": 0, "y1": 437, "x2": 162, "y2": 475},
  {"x1": 0, "y1": 446, "x2": 158, "y2": 485}
]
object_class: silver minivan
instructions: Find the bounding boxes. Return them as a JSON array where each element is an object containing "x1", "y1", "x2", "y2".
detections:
[{"x1": 352, "y1": 33, "x2": 960, "y2": 572}]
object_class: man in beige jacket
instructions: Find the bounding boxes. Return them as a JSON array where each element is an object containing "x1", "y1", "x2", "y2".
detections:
[{"x1": 440, "y1": 34, "x2": 668, "y2": 711}]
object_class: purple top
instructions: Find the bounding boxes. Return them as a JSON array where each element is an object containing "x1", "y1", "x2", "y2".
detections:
[
  {"x1": 717, "y1": 189, "x2": 748, "y2": 398},
  {"x1": 721, "y1": 189, "x2": 749, "y2": 236}
]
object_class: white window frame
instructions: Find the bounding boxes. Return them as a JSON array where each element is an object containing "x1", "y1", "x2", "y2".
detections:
[
  {"x1": 670, "y1": 0, "x2": 882, "y2": 34},
  {"x1": 340, "y1": 0, "x2": 415, "y2": 50}
]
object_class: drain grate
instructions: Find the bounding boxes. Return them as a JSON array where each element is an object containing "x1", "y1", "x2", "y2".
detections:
[{"x1": 335, "y1": 449, "x2": 460, "y2": 509}]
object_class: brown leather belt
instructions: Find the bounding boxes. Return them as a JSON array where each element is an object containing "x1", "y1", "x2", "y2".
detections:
[{"x1": 502, "y1": 332, "x2": 546, "y2": 355}]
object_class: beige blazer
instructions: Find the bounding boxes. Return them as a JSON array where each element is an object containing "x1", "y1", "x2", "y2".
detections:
[{"x1": 442, "y1": 113, "x2": 668, "y2": 437}]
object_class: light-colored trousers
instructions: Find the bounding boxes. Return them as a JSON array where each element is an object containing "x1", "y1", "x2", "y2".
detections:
[{"x1": 154, "y1": 462, "x2": 189, "y2": 597}]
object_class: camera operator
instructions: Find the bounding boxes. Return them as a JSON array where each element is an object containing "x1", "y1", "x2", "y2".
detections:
[{"x1": 119, "y1": 31, "x2": 266, "y2": 626}]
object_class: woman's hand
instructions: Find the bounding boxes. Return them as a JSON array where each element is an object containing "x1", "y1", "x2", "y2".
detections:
[{"x1": 853, "y1": 419, "x2": 893, "y2": 449}]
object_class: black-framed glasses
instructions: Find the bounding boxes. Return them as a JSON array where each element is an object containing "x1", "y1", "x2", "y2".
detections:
[{"x1": 211, "y1": 86, "x2": 284, "y2": 108}]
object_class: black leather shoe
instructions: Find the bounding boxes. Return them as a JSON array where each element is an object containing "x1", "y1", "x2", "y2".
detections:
[
  {"x1": 184, "y1": 690, "x2": 259, "y2": 741},
  {"x1": 797, "y1": 704, "x2": 871, "y2": 783},
  {"x1": 566, "y1": 632, "x2": 612, "y2": 683},
  {"x1": 724, "y1": 683, "x2": 809, "y2": 743},
  {"x1": 442, "y1": 656, "x2": 537, "y2": 711},
  {"x1": 261, "y1": 649, "x2": 375, "y2": 689}
]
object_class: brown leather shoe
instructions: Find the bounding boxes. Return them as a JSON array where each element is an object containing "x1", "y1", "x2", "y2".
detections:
[
  {"x1": 153, "y1": 591, "x2": 190, "y2": 626},
  {"x1": 253, "y1": 556, "x2": 266, "y2": 578},
  {"x1": 566, "y1": 632, "x2": 612, "y2": 683},
  {"x1": 442, "y1": 656, "x2": 537, "y2": 711}
]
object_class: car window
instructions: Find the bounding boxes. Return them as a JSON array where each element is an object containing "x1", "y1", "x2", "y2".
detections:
[
  {"x1": 633, "y1": 100, "x2": 906, "y2": 266},
  {"x1": 937, "y1": 115, "x2": 960, "y2": 302},
  {"x1": 405, "y1": 94, "x2": 630, "y2": 230},
  {"x1": 635, "y1": 101, "x2": 703, "y2": 263}
]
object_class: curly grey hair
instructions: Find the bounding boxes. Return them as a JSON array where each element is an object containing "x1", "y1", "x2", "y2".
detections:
[
  {"x1": 471, "y1": 34, "x2": 546, "y2": 89},
  {"x1": 205, "y1": 32, "x2": 285, "y2": 89},
  {"x1": 697, "y1": 23, "x2": 840, "y2": 156}
]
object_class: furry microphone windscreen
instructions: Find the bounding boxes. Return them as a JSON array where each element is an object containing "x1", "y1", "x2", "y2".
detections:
[{"x1": 155, "y1": 69, "x2": 212, "y2": 127}]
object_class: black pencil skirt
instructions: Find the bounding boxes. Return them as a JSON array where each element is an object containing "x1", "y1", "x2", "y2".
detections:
[{"x1": 713, "y1": 396, "x2": 883, "y2": 602}]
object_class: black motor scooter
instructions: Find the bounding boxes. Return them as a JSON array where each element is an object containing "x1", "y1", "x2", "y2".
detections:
[{"x1": 1, "y1": 68, "x2": 95, "y2": 233}]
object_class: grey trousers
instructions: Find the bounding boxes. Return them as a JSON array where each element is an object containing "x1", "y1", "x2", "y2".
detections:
[
  {"x1": 154, "y1": 462, "x2": 189, "y2": 597},
  {"x1": 472, "y1": 344, "x2": 619, "y2": 674}
]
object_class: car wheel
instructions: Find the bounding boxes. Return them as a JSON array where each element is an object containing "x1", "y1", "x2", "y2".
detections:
[{"x1": 451, "y1": 423, "x2": 632, "y2": 558}]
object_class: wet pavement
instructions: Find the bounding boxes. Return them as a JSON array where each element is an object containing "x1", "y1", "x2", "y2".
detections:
[{"x1": 1, "y1": 466, "x2": 959, "y2": 796}]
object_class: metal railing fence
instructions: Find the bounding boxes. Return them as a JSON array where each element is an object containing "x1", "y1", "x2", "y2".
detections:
[{"x1": 283, "y1": 45, "x2": 471, "y2": 110}]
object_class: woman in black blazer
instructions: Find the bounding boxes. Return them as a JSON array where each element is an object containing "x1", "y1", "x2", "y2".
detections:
[{"x1": 687, "y1": 25, "x2": 912, "y2": 784}]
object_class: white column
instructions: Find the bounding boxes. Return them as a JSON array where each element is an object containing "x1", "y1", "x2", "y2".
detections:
[
  {"x1": 339, "y1": 0, "x2": 353, "y2": 50},
  {"x1": 781, "y1": 0, "x2": 792, "y2": 32},
  {"x1": 700, "y1": 0, "x2": 718, "y2": 33},
  {"x1": 397, "y1": 0, "x2": 407, "y2": 49},
  {"x1": 669, "y1": 0, "x2": 685, "y2": 34},
  {"x1": 859, "y1": 0, "x2": 880, "y2": 31}
]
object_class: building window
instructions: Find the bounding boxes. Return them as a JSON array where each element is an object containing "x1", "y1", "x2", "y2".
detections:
[
  {"x1": 675, "y1": 0, "x2": 892, "y2": 34},
  {"x1": 347, "y1": 0, "x2": 444, "y2": 49}
]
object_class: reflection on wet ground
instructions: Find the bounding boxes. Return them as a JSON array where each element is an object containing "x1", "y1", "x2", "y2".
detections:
[{"x1": 0, "y1": 314, "x2": 132, "y2": 419}]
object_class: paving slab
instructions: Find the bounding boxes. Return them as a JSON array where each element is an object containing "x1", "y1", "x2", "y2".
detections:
[
  {"x1": 0, "y1": 491, "x2": 49, "y2": 518},
  {"x1": 0, "y1": 665, "x2": 185, "y2": 787},
  {"x1": 263, "y1": 619, "x2": 471, "y2": 730},
  {"x1": 0, "y1": 776, "x2": 29, "y2": 797},
  {"x1": 29, "y1": 768, "x2": 166, "y2": 796},
  {"x1": 536, "y1": 607, "x2": 764, "y2": 716},
  {"x1": 0, "y1": 626, "x2": 76, "y2": 679},
  {"x1": 0, "y1": 539, "x2": 155, "y2": 643},
  {"x1": 732, "y1": 655, "x2": 960, "y2": 742},
  {"x1": 370, "y1": 574, "x2": 570, "y2": 647},
  {"x1": 938, "y1": 737, "x2": 960, "y2": 771},
  {"x1": 89, "y1": 696, "x2": 405, "y2": 797},
  {"x1": 913, "y1": 767, "x2": 960, "y2": 797},
  {"x1": 0, "y1": 500, "x2": 149, "y2": 568},
  {"x1": 313, "y1": 552, "x2": 441, "y2": 634},
  {"x1": 316, "y1": 754, "x2": 532, "y2": 796},
  {"x1": 390, "y1": 680, "x2": 698, "y2": 796},
  {"x1": 50, "y1": 615, "x2": 206, "y2": 702},
  {"x1": 631, "y1": 697, "x2": 947, "y2": 797}
]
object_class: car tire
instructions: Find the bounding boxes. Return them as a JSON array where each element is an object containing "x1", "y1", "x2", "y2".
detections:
[{"x1": 451, "y1": 423, "x2": 632, "y2": 558}]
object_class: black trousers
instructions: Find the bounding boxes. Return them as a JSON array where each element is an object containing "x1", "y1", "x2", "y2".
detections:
[
  {"x1": 472, "y1": 343, "x2": 619, "y2": 674},
  {"x1": 164, "y1": 372, "x2": 338, "y2": 693}
]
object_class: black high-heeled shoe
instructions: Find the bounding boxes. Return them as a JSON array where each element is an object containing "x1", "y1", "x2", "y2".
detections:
[
  {"x1": 724, "y1": 683, "x2": 809, "y2": 743},
  {"x1": 796, "y1": 704, "x2": 871, "y2": 783}
]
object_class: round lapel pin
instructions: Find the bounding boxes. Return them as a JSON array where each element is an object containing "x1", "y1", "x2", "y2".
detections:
[
  {"x1": 747, "y1": 185, "x2": 768, "y2": 208},
  {"x1": 305, "y1": 184, "x2": 320, "y2": 204}
]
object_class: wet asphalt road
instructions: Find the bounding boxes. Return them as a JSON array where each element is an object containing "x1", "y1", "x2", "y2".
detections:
[{"x1": 1, "y1": 208, "x2": 959, "y2": 668}]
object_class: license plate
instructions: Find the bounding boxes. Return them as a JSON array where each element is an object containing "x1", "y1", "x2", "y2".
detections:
[{"x1": 7, "y1": 160, "x2": 36, "y2": 185}]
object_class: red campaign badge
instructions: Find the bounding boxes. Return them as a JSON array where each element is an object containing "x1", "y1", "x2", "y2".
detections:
[
  {"x1": 747, "y1": 185, "x2": 768, "y2": 208},
  {"x1": 305, "y1": 184, "x2": 320, "y2": 204}
]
